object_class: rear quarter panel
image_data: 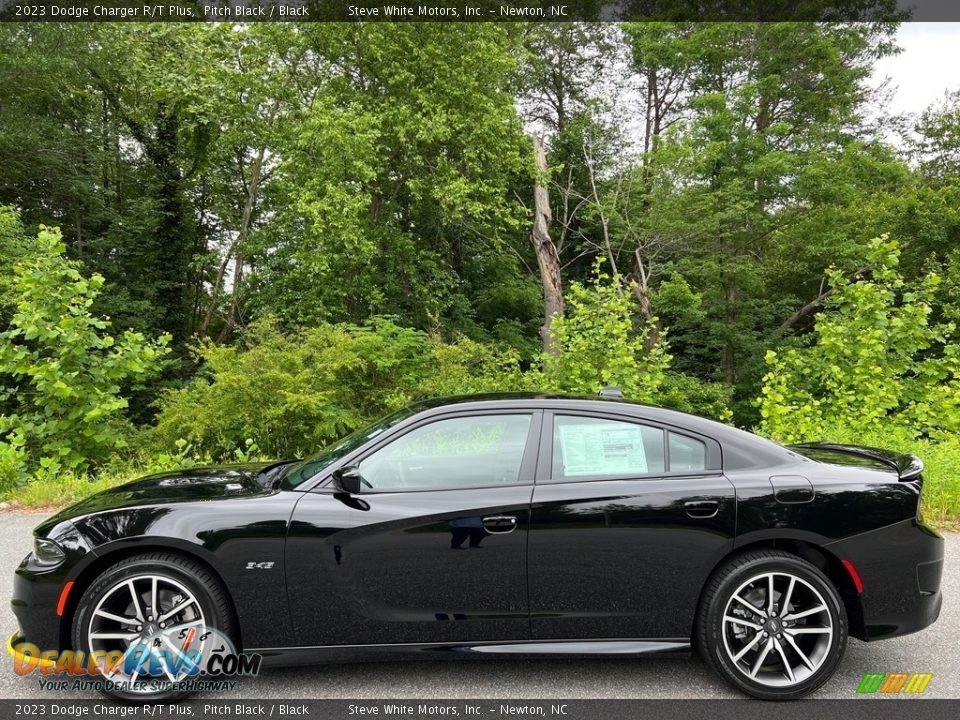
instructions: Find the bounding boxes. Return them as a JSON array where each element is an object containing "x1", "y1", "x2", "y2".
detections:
[{"x1": 732, "y1": 463, "x2": 917, "y2": 546}]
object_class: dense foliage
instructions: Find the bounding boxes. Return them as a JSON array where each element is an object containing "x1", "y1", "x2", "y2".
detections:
[
  {"x1": 0, "y1": 211, "x2": 168, "y2": 490},
  {"x1": 150, "y1": 266, "x2": 728, "y2": 462},
  {"x1": 152, "y1": 318, "x2": 434, "y2": 460},
  {"x1": 1, "y1": 21, "x2": 960, "y2": 523},
  {"x1": 758, "y1": 237, "x2": 960, "y2": 444}
]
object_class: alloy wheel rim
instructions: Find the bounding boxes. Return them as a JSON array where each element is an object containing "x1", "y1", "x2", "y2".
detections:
[
  {"x1": 721, "y1": 571, "x2": 834, "y2": 687},
  {"x1": 87, "y1": 574, "x2": 206, "y2": 693}
]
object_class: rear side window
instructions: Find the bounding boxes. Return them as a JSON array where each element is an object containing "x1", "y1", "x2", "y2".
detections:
[
  {"x1": 669, "y1": 432, "x2": 707, "y2": 472},
  {"x1": 552, "y1": 415, "x2": 665, "y2": 479}
]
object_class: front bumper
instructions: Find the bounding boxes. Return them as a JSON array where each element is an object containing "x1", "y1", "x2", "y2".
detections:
[
  {"x1": 825, "y1": 518, "x2": 944, "y2": 641},
  {"x1": 11, "y1": 556, "x2": 67, "y2": 652},
  {"x1": 10, "y1": 521, "x2": 96, "y2": 653}
]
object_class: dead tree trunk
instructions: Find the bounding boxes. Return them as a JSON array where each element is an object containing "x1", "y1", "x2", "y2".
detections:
[
  {"x1": 530, "y1": 135, "x2": 564, "y2": 355},
  {"x1": 199, "y1": 147, "x2": 265, "y2": 339},
  {"x1": 632, "y1": 249, "x2": 661, "y2": 349}
]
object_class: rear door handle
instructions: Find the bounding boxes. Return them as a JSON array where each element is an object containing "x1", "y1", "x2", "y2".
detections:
[
  {"x1": 684, "y1": 500, "x2": 720, "y2": 519},
  {"x1": 482, "y1": 515, "x2": 518, "y2": 534}
]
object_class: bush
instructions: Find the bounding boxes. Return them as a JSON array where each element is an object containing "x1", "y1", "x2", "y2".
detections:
[
  {"x1": 0, "y1": 206, "x2": 29, "y2": 305},
  {"x1": 541, "y1": 264, "x2": 672, "y2": 402},
  {"x1": 757, "y1": 236, "x2": 960, "y2": 444},
  {"x1": 657, "y1": 372, "x2": 733, "y2": 421},
  {"x1": 0, "y1": 220, "x2": 169, "y2": 475},
  {"x1": 152, "y1": 268, "x2": 733, "y2": 463},
  {"x1": 914, "y1": 437, "x2": 960, "y2": 528},
  {"x1": 412, "y1": 336, "x2": 532, "y2": 398},
  {"x1": 0, "y1": 433, "x2": 28, "y2": 495},
  {"x1": 152, "y1": 317, "x2": 435, "y2": 460}
]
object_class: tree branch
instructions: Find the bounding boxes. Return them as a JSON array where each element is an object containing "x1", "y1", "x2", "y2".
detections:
[{"x1": 781, "y1": 262, "x2": 875, "y2": 330}]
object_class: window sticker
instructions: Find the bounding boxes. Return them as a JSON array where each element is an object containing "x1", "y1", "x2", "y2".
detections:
[{"x1": 559, "y1": 421, "x2": 648, "y2": 476}]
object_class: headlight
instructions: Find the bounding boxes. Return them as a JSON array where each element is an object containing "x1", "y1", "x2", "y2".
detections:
[{"x1": 33, "y1": 537, "x2": 66, "y2": 566}]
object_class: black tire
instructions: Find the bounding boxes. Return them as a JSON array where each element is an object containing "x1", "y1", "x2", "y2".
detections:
[
  {"x1": 72, "y1": 552, "x2": 235, "y2": 702},
  {"x1": 696, "y1": 549, "x2": 848, "y2": 700}
]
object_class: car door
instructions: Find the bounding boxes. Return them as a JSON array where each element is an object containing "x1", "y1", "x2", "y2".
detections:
[
  {"x1": 528, "y1": 411, "x2": 736, "y2": 640},
  {"x1": 286, "y1": 410, "x2": 541, "y2": 647}
]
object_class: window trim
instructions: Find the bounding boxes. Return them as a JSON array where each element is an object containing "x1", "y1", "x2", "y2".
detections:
[
  {"x1": 310, "y1": 409, "x2": 543, "y2": 494},
  {"x1": 536, "y1": 410, "x2": 722, "y2": 485}
]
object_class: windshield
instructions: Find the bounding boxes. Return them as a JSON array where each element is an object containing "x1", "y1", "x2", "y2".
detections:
[{"x1": 281, "y1": 407, "x2": 415, "y2": 489}]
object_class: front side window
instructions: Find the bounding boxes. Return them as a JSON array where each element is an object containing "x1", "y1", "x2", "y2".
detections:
[
  {"x1": 552, "y1": 415, "x2": 665, "y2": 479},
  {"x1": 358, "y1": 414, "x2": 532, "y2": 490},
  {"x1": 282, "y1": 407, "x2": 414, "y2": 489}
]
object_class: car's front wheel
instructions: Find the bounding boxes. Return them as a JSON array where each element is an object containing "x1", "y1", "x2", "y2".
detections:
[
  {"x1": 697, "y1": 550, "x2": 848, "y2": 700},
  {"x1": 72, "y1": 552, "x2": 235, "y2": 702}
]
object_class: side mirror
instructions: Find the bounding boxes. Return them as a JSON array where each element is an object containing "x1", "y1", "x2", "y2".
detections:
[{"x1": 333, "y1": 465, "x2": 362, "y2": 495}]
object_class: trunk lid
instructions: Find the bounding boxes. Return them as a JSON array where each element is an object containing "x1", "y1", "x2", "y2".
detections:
[{"x1": 788, "y1": 442, "x2": 924, "y2": 481}]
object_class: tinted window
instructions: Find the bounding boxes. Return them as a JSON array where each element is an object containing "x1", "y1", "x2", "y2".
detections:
[
  {"x1": 282, "y1": 406, "x2": 414, "y2": 489},
  {"x1": 669, "y1": 432, "x2": 707, "y2": 472},
  {"x1": 359, "y1": 414, "x2": 532, "y2": 490},
  {"x1": 552, "y1": 416, "x2": 665, "y2": 479}
]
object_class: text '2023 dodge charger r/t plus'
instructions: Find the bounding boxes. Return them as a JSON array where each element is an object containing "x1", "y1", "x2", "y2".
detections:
[{"x1": 9, "y1": 392, "x2": 944, "y2": 700}]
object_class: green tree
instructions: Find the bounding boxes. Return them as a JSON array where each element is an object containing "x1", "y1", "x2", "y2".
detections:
[
  {"x1": 757, "y1": 237, "x2": 960, "y2": 444},
  {"x1": 914, "y1": 90, "x2": 960, "y2": 184},
  {"x1": 542, "y1": 263, "x2": 671, "y2": 401},
  {"x1": 622, "y1": 22, "x2": 898, "y2": 421},
  {"x1": 0, "y1": 25, "x2": 226, "y2": 345},
  {"x1": 249, "y1": 24, "x2": 534, "y2": 346},
  {"x1": 0, "y1": 218, "x2": 170, "y2": 478}
]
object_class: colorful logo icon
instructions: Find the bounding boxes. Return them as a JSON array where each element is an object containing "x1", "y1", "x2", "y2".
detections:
[
  {"x1": 8, "y1": 625, "x2": 261, "y2": 694},
  {"x1": 857, "y1": 672, "x2": 933, "y2": 694}
]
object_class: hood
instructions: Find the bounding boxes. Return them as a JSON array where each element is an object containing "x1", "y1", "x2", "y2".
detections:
[
  {"x1": 40, "y1": 462, "x2": 281, "y2": 529},
  {"x1": 788, "y1": 442, "x2": 924, "y2": 480}
]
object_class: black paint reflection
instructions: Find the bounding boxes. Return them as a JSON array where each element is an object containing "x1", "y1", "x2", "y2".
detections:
[
  {"x1": 528, "y1": 475, "x2": 737, "y2": 640},
  {"x1": 287, "y1": 486, "x2": 532, "y2": 646},
  {"x1": 449, "y1": 517, "x2": 489, "y2": 549}
]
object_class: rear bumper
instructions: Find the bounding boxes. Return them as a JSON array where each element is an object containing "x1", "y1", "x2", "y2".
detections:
[{"x1": 825, "y1": 518, "x2": 944, "y2": 641}]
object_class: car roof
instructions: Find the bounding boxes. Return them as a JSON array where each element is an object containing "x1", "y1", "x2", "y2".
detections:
[
  {"x1": 406, "y1": 391, "x2": 712, "y2": 427},
  {"x1": 403, "y1": 392, "x2": 798, "y2": 470},
  {"x1": 407, "y1": 391, "x2": 680, "y2": 415}
]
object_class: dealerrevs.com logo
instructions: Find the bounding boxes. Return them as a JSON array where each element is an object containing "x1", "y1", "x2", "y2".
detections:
[
  {"x1": 11, "y1": 627, "x2": 262, "y2": 693},
  {"x1": 856, "y1": 673, "x2": 934, "y2": 695}
]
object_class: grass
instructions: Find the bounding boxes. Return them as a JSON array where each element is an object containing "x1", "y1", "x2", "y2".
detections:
[
  {"x1": 912, "y1": 438, "x2": 960, "y2": 531},
  {"x1": 2, "y1": 468, "x2": 136, "y2": 512}
]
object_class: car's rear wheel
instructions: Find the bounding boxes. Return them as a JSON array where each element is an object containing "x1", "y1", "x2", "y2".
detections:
[
  {"x1": 72, "y1": 552, "x2": 235, "y2": 702},
  {"x1": 697, "y1": 550, "x2": 847, "y2": 700}
]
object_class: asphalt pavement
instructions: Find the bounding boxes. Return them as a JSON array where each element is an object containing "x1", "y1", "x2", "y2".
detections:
[{"x1": 0, "y1": 511, "x2": 956, "y2": 700}]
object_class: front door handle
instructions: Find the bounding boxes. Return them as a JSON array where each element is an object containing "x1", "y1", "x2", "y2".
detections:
[
  {"x1": 685, "y1": 500, "x2": 720, "y2": 519},
  {"x1": 482, "y1": 515, "x2": 518, "y2": 534}
]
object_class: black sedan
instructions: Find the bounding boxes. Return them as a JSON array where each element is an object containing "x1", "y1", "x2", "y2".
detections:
[{"x1": 10, "y1": 393, "x2": 944, "y2": 700}]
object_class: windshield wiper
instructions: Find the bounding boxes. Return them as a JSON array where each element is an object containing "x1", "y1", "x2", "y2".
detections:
[{"x1": 256, "y1": 461, "x2": 299, "y2": 489}]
